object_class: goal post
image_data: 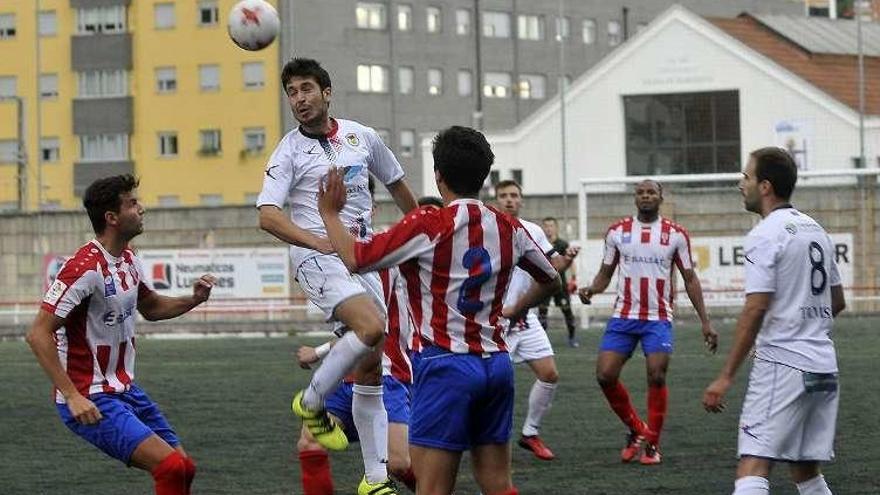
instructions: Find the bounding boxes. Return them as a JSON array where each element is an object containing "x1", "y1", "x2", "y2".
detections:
[{"x1": 575, "y1": 168, "x2": 880, "y2": 329}]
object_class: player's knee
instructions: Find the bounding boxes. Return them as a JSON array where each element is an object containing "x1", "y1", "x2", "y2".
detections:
[
  {"x1": 596, "y1": 370, "x2": 619, "y2": 388},
  {"x1": 538, "y1": 368, "x2": 559, "y2": 384},
  {"x1": 151, "y1": 451, "x2": 189, "y2": 486},
  {"x1": 356, "y1": 316, "x2": 385, "y2": 346},
  {"x1": 647, "y1": 370, "x2": 666, "y2": 387}
]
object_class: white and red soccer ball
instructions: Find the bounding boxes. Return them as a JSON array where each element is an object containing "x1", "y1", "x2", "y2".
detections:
[{"x1": 227, "y1": 0, "x2": 280, "y2": 51}]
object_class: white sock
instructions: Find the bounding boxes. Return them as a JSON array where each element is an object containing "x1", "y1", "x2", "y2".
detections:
[
  {"x1": 797, "y1": 475, "x2": 832, "y2": 495},
  {"x1": 302, "y1": 331, "x2": 371, "y2": 410},
  {"x1": 733, "y1": 476, "x2": 770, "y2": 495},
  {"x1": 353, "y1": 383, "x2": 389, "y2": 484},
  {"x1": 522, "y1": 380, "x2": 557, "y2": 437}
]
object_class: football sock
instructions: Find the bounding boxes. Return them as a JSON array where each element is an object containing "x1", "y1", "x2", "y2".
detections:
[
  {"x1": 299, "y1": 449, "x2": 334, "y2": 495},
  {"x1": 796, "y1": 475, "x2": 832, "y2": 495},
  {"x1": 522, "y1": 379, "x2": 558, "y2": 437},
  {"x1": 151, "y1": 451, "x2": 189, "y2": 495},
  {"x1": 395, "y1": 467, "x2": 417, "y2": 491},
  {"x1": 733, "y1": 476, "x2": 770, "y2": 495},
  {"x1": 303, "y1": 331, "x2": 371, "y2": 410},
  {"x1": 181, "y1": 455, "x2": 196, "y2": 495},
  {"x1": 353, "y1": 383, "x2": 389, "y2": 484},
  {"x1": 600, "y1": 380, "x2": 643, "y2": 433},
  {"x1": 489, "y1": 488, "x2": 519, "y2": 495},
  {"x1": 646, "y1": 384, "x2": 668, "y2": 445},
  {"x1": 561, "y1": 307, "x2": 576, "y2": 339}
]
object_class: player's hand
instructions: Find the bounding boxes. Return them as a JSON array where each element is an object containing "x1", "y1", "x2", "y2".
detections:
[
  {"x1": 564, "y1": 246, "x2": 580, "y2": 260},
  {"x1": 192, "y1": 275, "x2": 216, "y2": 304},
  {"x1": 296, "y1": 346, "x2": 320, "y2": 369},
  {"x1": 501, "y1": 304, "x2": 527, "y2": 323},
  {"x1": 702, "y1": 323, "x2": 719, "y2": 354},
  {"x1": 577, "y1": 286, "x2": 595, "y2": 305},
  {"x1": 702, "y1": 376, "x2": 732, "y2": 413},
  {"x1": 67, "y1": 393, "x2": 102, "y2": 425},
  {"x1": 318, "y1": 167, "x2": 347, "y2": 215}
]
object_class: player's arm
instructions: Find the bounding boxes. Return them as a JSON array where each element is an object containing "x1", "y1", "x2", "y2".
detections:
[
  {"x1": 258, "y1": 206, "x2": 334, "y2": 254},
  {"x1": 680, "y1": 266, "x2": 718, "y2": 353},
  {"x1": 831, "y1": 285, "x2": 846, "y2": 317},
  {"x1": 702, "y1": 292, "x2": 771, "y2": 413},
  {"x1": 26, "y1": 310, "x2": 103, "y2": 425},
  {"x1": 137, "y1": 275, "x2": 216, "y2": 321},
  {"x1": 503, "y1": 227, "x2": 563, "y2": 320},
  {"x1": 578, "y1": 262, "x2": 616, "y2": 304},
  {"x1": 318, "y1": 167, "x2": 358, "y2": 271},
  {"x1": 386, "y1": 178, "x2": 418, "y2": 214},
  {"x1": 297, "y1": 339, "x2": 336, "y2": 369}
]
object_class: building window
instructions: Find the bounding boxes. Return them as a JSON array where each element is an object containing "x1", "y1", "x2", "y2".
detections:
[
  {"x1": 582, "y1": 18, "x2": 596, "y2": 44},
  {"x1": 40, "y1": 74, "x2": 59, "y2": 99},
  {"x1": 243, "y1": 62, "x2": 265, "y2": 89},
  {"x1": 39, "y1": 11, "x2": 57, "y2": 37},
  {"x1": 397, "y1": 4, "x2": 412, "y2": 31},
  {"x1": 199, "y1": 130, "x2": 222, "y2": 154},
  {"x1": 398, "y1": 66, "x2": 414, "y2": 95},
  {"x1": 79, "y1": 134, "x2": 128, "y2": 161},
  {"x1": 199, "y1": 64, "x2": 220, "y2": 91},
  {"x1": 607, "y1": 20, "x2": 622, "y2": 46},
  {"x1": 198, "y1": 1, "x2": 219, "y2": 26},
  {"x1": 158, "y1": 195, "x2": 180, "y2": 207},
  {"x1": 79, "y1": 70, "x2": 127, "y2": 97},
  {"x1": 375, "y1": 128, "x2": 391, "y2": 146},
  {"x1": 427, "y1": 68, "x2": 443, "y2": 95},
  {"x1": 483, "y1": 72, "x2": 511, "y2": 98},
  {"x1": 511, "y1": 169, "x2": 523, "y2": 186},
  {"x1": 555, "y1": 16, "x2": 570, "y2": 40},
  {"x1": 154, "y1": 3, "x2": 175, "y2": 29},
  {"x1": 41, "y1": 137, "x2": 60, "y2": 163},
  {"x1": 482, "y1": 11, "x2": 510, "y2": 38},
  {"x1": 399, "y1": 129, "x2": 415, "y2": 157},
  {"x1": 0, "y1": 75, "x2": 17, "y2": 97},
  {"x1": 155, "y1": 67, "x2": 176, "y2": 93},
  {"x1": 200, "y1": 194, "x2": 224, "y2": 206},
  {"x1": 426, "y1": 6, "x2": 442, "y2": 33},
  {"x1": 518, "y1": 74, "x2": 545, "y2": 99},
  {"x1": 0, "y1": 140, "x2": 18, "y2": 163},
  {"x1": 76, "y1": 6, "x2": 126, "y2": 34},
  {"x1": 158, "y1": 132, "x2": 178, "y2": 157},
  {"x1": 517, "y1": 14, "x2": 544, "y2": 40},
  {"x1": 357, "y1": 64, "x2": 389, "y2": 93},
  {"x1": 0, "y1": 14, "x2": 15, "y2": 39},
  {"x1": 457, "y1": 70, "x2": 472, "y2": 96},
  {"x1": 455, "y1": 9, "x2": 471, "y2": 35},
  {"x1": 624, "y1": 91, "x2": 741, "y2": 176},
  {"x1": 356, "y1": 2, "x2": 386, "y2": 30},
  {"x1": 243, "y1": 127, "x2": 266, "y2": 152}
]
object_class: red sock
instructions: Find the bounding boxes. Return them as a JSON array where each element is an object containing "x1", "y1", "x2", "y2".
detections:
[
  {"x1": 151, "y1": 451, "x2": 188, "y2": 495},
  {"x1": 181, "y1": 456, "x2": 196, "y2": 495},
  {"x1": 395, "y1": 467, "x2": 417, "y2": 491},
  {"x1": 600, "y1": 380, "x2": 643, "y2": 433},
  {"x1": 646, "y1": 384, "x2": 668, "y2": 445},
  {"x1": 299, "y1": 450, "x2": 334, "y2": 495},
  {"x1": 489, "y1": 488, "x2": 519, "y2": 495}
]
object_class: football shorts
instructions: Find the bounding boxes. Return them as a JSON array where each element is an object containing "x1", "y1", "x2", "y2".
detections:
[
  {"x1": 325, "y1": 376, "x2": 412, "y2": 442},
  {"x1": 505, "y1": 312, "x2": 555, "y2": 364},
  {"x1": 599, "y1": 317, "x2": 674, "y2": 355}
]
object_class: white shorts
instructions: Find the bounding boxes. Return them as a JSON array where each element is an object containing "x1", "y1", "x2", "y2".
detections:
[
  {"x1": 505, "y1": 312, "x2": 555, "y2": 364},
  {"x1": 295, "y1": 254, "x2": 386, "y2": 334},
  {"x1": 738, "y1": 359, "x2": 839, "y2": 462}
]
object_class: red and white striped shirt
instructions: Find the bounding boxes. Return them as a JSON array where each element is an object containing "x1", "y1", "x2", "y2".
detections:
[
  {"x1": 380, "y1": 267, "x2": 414, "y2": 384},
  {"x1": 603, "y1": 216, "x2": 693, "y2": 321},
  {"x1": 355, "y1": 199, "x2": 557, "y2": 355},
  {"x1": 40, "y1": 240, "x2": 153, "y2": 404}
]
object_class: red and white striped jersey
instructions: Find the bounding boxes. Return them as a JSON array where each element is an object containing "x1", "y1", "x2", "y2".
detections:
[
  {"x1": 40, "y1": 240, "x2": 153, "y2": 404},
  {"x1": 380, "y1": 267, "x2": 414, "y2": 384},
  {"x1": 602, "y1": 216, "x2": 693, "y2": 321},
  {"x1": 354, "y1": 199, "x2": 557, "y2": 355}
]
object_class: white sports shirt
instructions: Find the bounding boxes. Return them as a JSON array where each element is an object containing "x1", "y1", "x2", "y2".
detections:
[
  {"x1": 744, "y1": 207, "x2": 840, "y2": 373},
  {"x1": 256, "y1": 118, "x2": 405, "y2": 269},
  {"x1": 603, "y1": 216, "x2": 693, "y2": 321},
  {"x1": 503, "y1": 218, "x2": 556, "y2": 329},
  {"x1": 40, "y1": 241, "x2": 152, "y2": 403}
]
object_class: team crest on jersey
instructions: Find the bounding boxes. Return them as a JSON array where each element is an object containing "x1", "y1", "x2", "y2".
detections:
[
  {"x1": 785, "y1": 223, "x2": 798, "y2": 235},
  {"x1": 43, "y1": 279, "x2": 67, "y2": 305},
  {"x1": 622, "y1": 231, "x2": 632, "y2": 244},
  {"x1": 104, "y1": 275, "x2": 117, "y2": 297},
  {"x1": 345, "y1": 133, "x2": 359, "y2": 147}
]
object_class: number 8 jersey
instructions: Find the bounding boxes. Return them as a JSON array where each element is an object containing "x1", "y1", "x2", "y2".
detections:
[{"x1": 744, "y1": 207, "x2": 841, "y2": 373}]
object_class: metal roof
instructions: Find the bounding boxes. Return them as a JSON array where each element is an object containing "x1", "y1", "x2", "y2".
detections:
[{"x1": 753, "y1": 14, "x2": 880, "y2": 56}]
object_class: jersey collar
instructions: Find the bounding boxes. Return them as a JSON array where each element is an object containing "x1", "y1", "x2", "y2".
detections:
[{"x1": 298, "y1": 118, "x2": 339, "y2": 140}]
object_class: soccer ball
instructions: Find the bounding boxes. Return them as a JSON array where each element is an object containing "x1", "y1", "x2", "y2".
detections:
[{"x1": 227, "y1": 0, "x2": 280, "y2": 51}]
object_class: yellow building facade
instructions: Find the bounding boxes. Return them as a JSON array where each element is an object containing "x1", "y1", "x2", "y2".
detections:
[{"x1": 0, "y1": 0, "x2": 280, "y2": 211}]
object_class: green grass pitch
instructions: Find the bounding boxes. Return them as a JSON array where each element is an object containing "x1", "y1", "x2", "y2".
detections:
[{"x1": 1, "y1": 318, "x2": 878, "y2": 494}]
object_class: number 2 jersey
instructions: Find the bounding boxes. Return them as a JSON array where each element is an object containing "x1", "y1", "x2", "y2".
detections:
[
  {"x1": 744, "y1": 207, "x2": 841, "y2": 373},
  {"x1": 40, "y1": 240, "x2": 153, "y2": 404}
]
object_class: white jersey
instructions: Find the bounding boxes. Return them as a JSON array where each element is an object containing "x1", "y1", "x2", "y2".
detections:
[
  {"x1": 40, "y1": 241, "x2": 153, "y2": 404},
  {"x1": 256, "y1": 118, "x2": 405, "y2": 269},
  {"x1": 503, "y1": 218, "x2": 555, "y2": 330},
  {"x1": 744, "y1": 207, "x2": 840, "y2": 373},
  {"x1": 603, "y1": 216, "x2": 693, "y2": 321}
]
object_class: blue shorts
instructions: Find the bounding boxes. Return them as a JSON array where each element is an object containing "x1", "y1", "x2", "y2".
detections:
[
  {"x1": 600, "y1": 318, "x2": 674, "y2": 356},
  {"x1": 56, "y1": 383, "x2": 179, "y2": 465},
  {"x1": 325, "y1": 376, "x2": 412, "y2": 442},
  {"x1": 409, "y1": 346, "x2": 514, "y2": 452}
]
